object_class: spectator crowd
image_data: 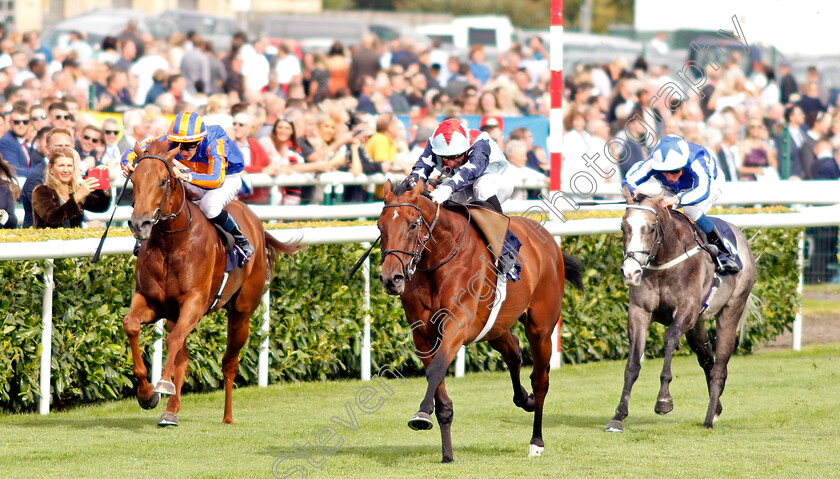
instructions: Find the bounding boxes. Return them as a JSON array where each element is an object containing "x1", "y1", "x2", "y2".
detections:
[{"x1": 0, "y1": 18, "x2": 838, "y2": 232}]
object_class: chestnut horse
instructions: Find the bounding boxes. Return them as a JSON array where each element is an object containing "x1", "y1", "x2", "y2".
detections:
[
  {"x1": 123, "y1": 141, "x2": 297, "y2": 426},
  {"x1": 378, "y1": 180, "x2": 582, "y2": 462}
]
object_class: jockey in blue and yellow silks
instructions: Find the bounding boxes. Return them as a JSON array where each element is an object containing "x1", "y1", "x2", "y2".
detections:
[{"x1": 122, "y1": 111, "x2": 254, "y2": 263}]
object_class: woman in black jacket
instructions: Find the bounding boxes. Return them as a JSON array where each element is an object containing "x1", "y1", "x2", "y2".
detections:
[{"x1": 31, "y1": 148, "x2": 110, "y2": 229}]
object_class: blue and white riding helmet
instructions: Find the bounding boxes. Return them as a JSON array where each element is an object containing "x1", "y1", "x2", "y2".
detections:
[{"x1": 649, "y1": 135, "x2": 690, "y2": 171}]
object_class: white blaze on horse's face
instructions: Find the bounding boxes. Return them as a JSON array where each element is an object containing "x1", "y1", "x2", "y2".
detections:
[
  {"x1": 621, "y1": 209, "x2": 653, "y2": 286},
  {"x1": 392, "y1": 209, "x2": 399, "y2": 220}
]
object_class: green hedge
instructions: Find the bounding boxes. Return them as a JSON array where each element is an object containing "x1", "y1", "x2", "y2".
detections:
[{"x1": 0, "y1": 222, "x2": 800, "y2": 412}]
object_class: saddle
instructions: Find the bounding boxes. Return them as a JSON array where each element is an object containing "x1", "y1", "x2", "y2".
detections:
[
  {"x1": 209, "y1": 223, "x2": 248, "y2": 273},
  {"x1": 444, "y1": 201, "x2": 523, "y2": 281},
  {"x1": 678, "y1": 211, "x2": 743, "y2": 275}
]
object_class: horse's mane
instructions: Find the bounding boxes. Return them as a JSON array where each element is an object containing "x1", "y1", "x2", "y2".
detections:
[{"x1": 391, "y1": 177, "x2": 432, "y2": 201}]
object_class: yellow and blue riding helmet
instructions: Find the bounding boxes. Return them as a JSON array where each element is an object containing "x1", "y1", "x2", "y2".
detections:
[{"x1": 167, "y1": 111, "x2": 207, "y2": 143}]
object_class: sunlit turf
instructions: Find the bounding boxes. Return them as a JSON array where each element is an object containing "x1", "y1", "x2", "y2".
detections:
[{"x1": 1, "y1": 343, "x2": 839, "y2": 478}]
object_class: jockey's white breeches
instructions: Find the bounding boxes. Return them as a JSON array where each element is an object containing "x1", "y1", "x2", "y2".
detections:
[
  {"x1": 183, "y1": 174, "x2": 242, "y2": 218},
  {"x1": 450, "y1": 172, "x2": 515, "y2": 205}
]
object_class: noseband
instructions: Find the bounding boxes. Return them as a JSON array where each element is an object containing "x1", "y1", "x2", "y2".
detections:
[
  {"x1": 380, "y1": 201, "x2": 469, "y2": 281},
  {"x1": 134, "y1": 154, "x2": 192, "y2": 234},
  {"x1": 623, "y1": 204, "x2": 665, "y2": 270}
]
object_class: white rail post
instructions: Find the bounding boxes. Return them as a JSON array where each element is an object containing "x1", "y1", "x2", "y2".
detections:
[
  {"x1": 455, "y1": 346, "x2": 466, "y2": 377},
  {"x1": 39, "y1": 259, "x2": 54, "y2": 415},
  {"x1": 259, "y1": 279, "x2": 271, "y2": 387},
  {"x1": 361, "y1": 242, "x2": 372, "y2": 381},
  {"x1": 550, "y1": 236, "x2": 563, "y2": 370},
  {"x1": 793, "y1": 231, "x2": 804, "y2": 351},
  {"x1": 151, "y1": 319, "x2": 163, "y2": 386}
]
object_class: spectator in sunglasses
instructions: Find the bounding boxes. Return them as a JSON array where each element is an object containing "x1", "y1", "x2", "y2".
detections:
[
  {"x1": 48, "y1": 101, "x2": 71, "y2": 129},
  {"x1": 76, "y1": 124, "x2": 103, "y2": 173},
  {"x1": 0, "y1": 104, "x2": 36, "y2": 175},
  {"x1": 29, "y1": 104, "x2": 49, "y2": 132},
  {"x1": 100, "y1": 117, "x2": 122, "y2": 177}
]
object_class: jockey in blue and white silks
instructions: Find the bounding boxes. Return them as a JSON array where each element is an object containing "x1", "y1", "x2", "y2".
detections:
[
  {"x1": 622, "y1": 134, "x2": 740, "y2": 273},
  {"x1": 409, "y1": 118, "x2": 512, "y2": 212}
]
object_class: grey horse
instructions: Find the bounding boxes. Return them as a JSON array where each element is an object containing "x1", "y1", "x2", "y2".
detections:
[{"x1": 606, "y1": 187, "x2": 759, "y2": 432}]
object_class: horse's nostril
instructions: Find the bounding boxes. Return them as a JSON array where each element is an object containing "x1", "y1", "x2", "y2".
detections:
[{"x1": 393, "y1": 275, "x2": 404, "y2": 284}]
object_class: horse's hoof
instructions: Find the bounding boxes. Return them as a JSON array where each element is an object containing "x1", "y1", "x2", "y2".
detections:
[
  {"x1": 138, "y1": 392, "x2": 160, "y2": 410},
  {"x1": 703, "y1": 421, "x2": 714, "y2": 429},
  {"x1": 528, "y1": 444, "x2": 544, "y2": 458},
  {"x1": 655, "y1": 398, "x2": 674, "y2": 415},
  {"x1": 605, "y1": 420, "x2": 624, "y2": 433},
  {"x1": 153, "y1": 380, "x2": 176, "y2": 396},
  {"x1": 441, "y1": 457, "x2": 454, "y2": 464},
  {"x1": 408, "y1": 412, "x2": 434, "y2": 431},
  {"x1": 158, "y1": 412, "x2": 178, "y2": 427}
]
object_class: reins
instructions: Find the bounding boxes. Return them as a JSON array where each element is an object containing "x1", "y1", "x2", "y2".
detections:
[
  {"x1": 379, "y1": 200, "x2": 470, "y2": 281},
  {"x1": 624, "y1": 204, "x2": 708, "y2": 272},
  {"x1": 134, "y1": 154, "x2": 193, "y2": 235}
]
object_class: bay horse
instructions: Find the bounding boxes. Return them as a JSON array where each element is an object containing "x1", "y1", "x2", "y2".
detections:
[
  {"x1": 123, "y1": 140, "x2": 298, "y2": 426},
  {"x1": 606, "y1": 187, "x2": 758, "y2": 433},
  {"x1": 378, "y1": 179, "x2": 582, "y2": 462}
]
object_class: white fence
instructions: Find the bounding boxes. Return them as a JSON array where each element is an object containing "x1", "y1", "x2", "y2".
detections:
[{"x1": 3, "y1": 184, "x2": 839, "y2": 414}]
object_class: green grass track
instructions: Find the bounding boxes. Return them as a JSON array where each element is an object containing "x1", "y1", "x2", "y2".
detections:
[{"x1": 2, "y1": 343, "x2": 839, "y2": 478}]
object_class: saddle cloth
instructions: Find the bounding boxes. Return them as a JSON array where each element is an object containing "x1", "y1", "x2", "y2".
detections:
[{"x1": 210, "y1": 223, "x2": 248, "y2": 272}]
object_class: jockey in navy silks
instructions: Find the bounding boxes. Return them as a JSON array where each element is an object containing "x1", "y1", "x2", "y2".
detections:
[
  {"x1": 409, "y1": 118, "x2": 513, "y2": 213},
  {"x1": 407, "y1": 117, "x2": 522, "y2": 280},
  {"x1": 122, "y1": 111, "x2": 254, "y2": 264},
  {"x1": 622, "y1": 134, "x2": 741, "y2": 274}
]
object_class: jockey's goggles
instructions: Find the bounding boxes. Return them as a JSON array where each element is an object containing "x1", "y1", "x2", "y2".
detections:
[
  {"x1": 179, "y1": 141, "x2": 201, "y2": 151},
  {"x1": 441, "y1": 153, "x2": 464, "y2": 161}
]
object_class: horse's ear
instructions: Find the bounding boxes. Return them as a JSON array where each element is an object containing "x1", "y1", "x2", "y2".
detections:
[
  {"x1": 411, "y1": 178, "x2": 425, "y2": 197},
  {"x1": 652, "y1": 189, "x2": 665, "y2": 204},
  {"x1": 166, "y1": 144, "x2": 181, "y2": 161},
  {"x1": 621, "y1": 184, "x2": 633, "y2": 203},
  {"x1": 133, "y1": 142, "x2": 143, "y2": 157},
  {"x1": 384, "y1": 179, "x2": 392, "y2": 197}
]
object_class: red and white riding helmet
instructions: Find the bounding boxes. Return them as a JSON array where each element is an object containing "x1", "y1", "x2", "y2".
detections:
[{"x1": 430, "y1": 118, "x2": 471, "y2": 157}]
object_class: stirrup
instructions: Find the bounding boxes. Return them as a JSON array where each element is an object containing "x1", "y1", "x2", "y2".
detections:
[{"x1": 715, "y1": 255, "x2": 741, "y2": 273}]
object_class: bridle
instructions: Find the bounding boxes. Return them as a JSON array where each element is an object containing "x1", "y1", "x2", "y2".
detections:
[
  {"x1": 622, "y1": 204, "x2": 665, "y2": 271},
  {"x1": 134, "y1": 154, "x2": 193, "y2": 234},
  {"x1": 380, "y1": 201, "x2": 469, "y2": 281}
]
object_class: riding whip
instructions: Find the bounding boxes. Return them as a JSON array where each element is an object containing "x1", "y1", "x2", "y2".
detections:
[
  {"x1": 91, "y1": 172, "x2": 133, "y2": 264},
  {"x1": 348, "y1": 236, "x2": 380, "y2": 278}
]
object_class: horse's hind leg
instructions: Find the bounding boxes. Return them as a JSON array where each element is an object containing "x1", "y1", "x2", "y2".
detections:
[
  {"x1": 704, "y1": 301, "x2": 746, "y2": 428},
  {"x1": 607, "y1": 305, "x2": 651, "y2": 432},
  {"x1": 685, "y1": 321, "x2": 721, "y2": 417},
  {"x1": 221, "y1": 304, "x2": 252, "y2": 425},
  {"x1": 122, "y1": 293, "x2": 160, "y2": 410},
  {"x1": 523, "y1": 305, "x2": 557, "y2": 457},
  {"x1": 433, "y1": 380, "x2": 454, "y2": 463},
  {"x1": 489, "y1": 327, "x2": 534, "y2": 412}
]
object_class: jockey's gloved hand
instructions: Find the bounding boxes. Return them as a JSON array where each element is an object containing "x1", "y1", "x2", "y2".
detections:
[{"x1": 430, "y1": 184, "x2": 453, "y2": 204}]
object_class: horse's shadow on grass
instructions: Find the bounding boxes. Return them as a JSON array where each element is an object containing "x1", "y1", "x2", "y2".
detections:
[
  {"x1": 259, "y1": 444, "x2": 519, "y2": 467},
  {"x1": 8, "y1": 416, "x2": 151, "y2": 431},
  {"x1": 497, "y1": 412, "x2": 664, "y2": 430}
]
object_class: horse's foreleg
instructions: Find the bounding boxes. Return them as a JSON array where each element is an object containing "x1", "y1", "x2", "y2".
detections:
[
  {"x1": 155, "y1": 295, "x2": 205, "y2": 425},
  {"x1": 221, "y1": 306, "x2": 252, "y2": 425},
  {"x1": 685, "y1": 321, "x2": 716, "y2": 405},
  {"x1": 122, "y1": 293, "x2": 159, "y2": 410},
  {"x1": 489, "y1": 327, "x2": 534, "y2": 412},
  {"x1": 606, "y1": 306, "x2": 651, "y2": 433},
  {"x1": 655, "y1": 305, "x2": 698, "y2": 416},
  {"x1": 433, "y1": 381, "x2": 454, "y2": 463},
  {"x1": 159, "y1": 343, "x2": 189, "y2": 427},
  {"x1": 704, "y1": 301, "x2": 745, "y2": 428}
]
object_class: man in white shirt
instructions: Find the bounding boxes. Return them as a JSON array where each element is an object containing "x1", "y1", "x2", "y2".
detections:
[{"x1": 273, "y1": 42, "x2": 301, "y2": 94}]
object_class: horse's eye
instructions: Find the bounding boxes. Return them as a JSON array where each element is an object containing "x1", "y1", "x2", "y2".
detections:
[
  {"x1": 409, "y1": 221, "x2": 417, "y2": 230},
  {"x1": 160, "y1": 179, "x2": 167, "y2": 187}
]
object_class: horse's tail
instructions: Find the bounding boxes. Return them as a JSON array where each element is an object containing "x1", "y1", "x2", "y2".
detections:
[
  {"x1": 737, "y1": 292, "x2": 764, "y2": 345},
  {"x1": 264, "y1": 232, "x2": 303, "y2": 276},
  {"x1": 563, "y1": 252, "x2": 584, "y2": 291}
]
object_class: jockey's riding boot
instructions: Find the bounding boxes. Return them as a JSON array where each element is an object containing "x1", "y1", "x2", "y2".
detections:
[
  {"x1": 498, "y1": 250, "x2": 517, "y2": 280},
  {"x1": 133, "y1": 240, "x2": 141, "y2": 257},
  {"x1": 211, "y1": 211, "x2": 254, "y2": 266},
  {"x1": 706, "y1": 225, "x2": 741, "y2": 273},
  {"x1": 485, "y1": 195, "x2": 503, "y2": 214}
]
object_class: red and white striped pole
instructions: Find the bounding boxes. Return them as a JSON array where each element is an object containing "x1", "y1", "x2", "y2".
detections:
[{"x1": 549, "y1": 0, "x2": 564, "y2": 370}]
